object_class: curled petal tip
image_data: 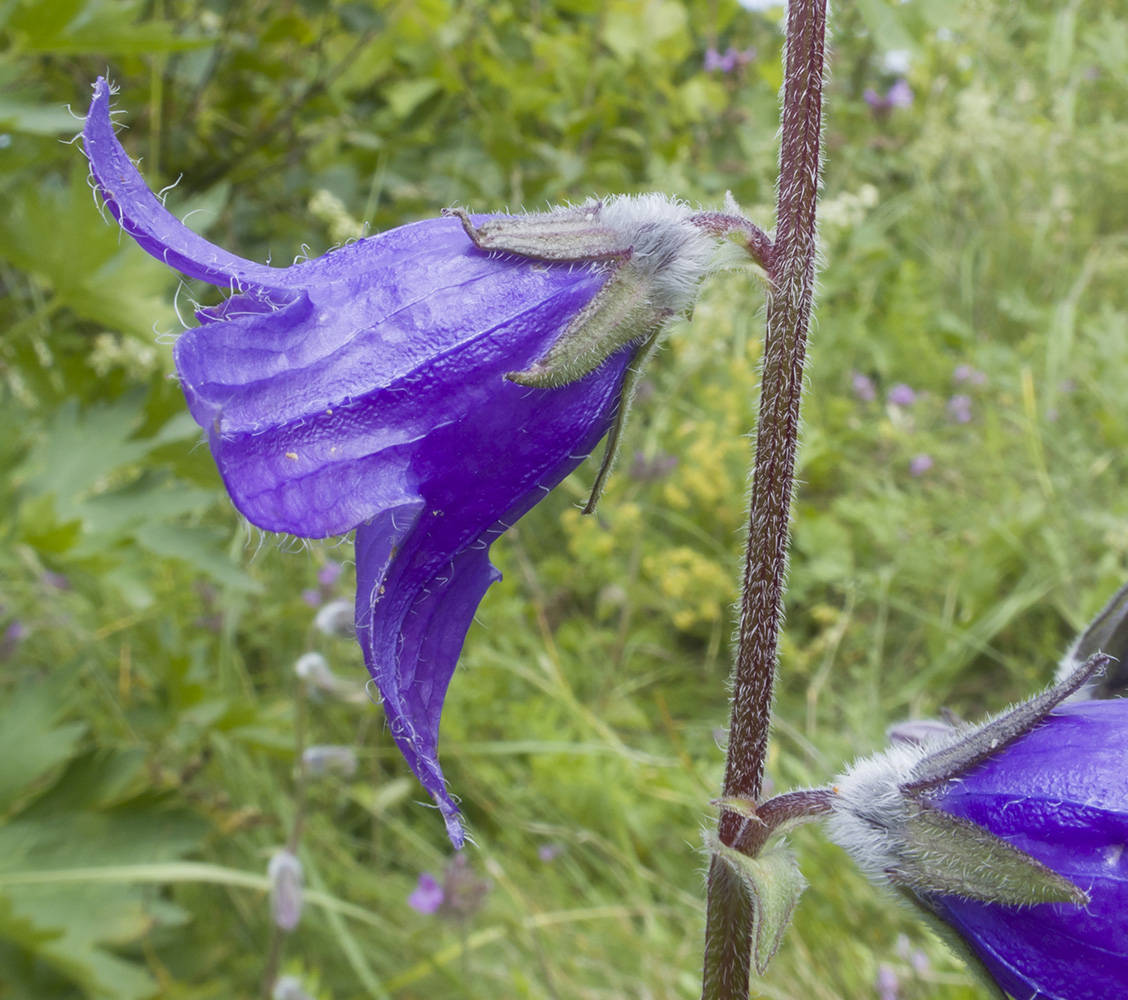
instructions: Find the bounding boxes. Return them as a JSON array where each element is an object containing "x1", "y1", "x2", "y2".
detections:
[
  {"x1": 83, "y1": 78, "x2": 283, "y2": 291},
  {"x1": 444, "y1": 812, "x2": 466, "y2": 850}
]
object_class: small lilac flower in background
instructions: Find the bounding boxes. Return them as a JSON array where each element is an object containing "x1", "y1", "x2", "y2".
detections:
[
  {"x1": 408, "y1": 855, "x2": 490, "y2": 919},
  {"x1": 910, "y1": 947, "x2": 929, "y2": 976},
  {"x1": 0, "y1": 620, "x2": 26, "y2": 660},
  {"x1": 267, "y1": 850, "x2": 303, "y2": 932},
  {"x1": 851, "y1": 371, "x2": 877, "y2": 402},
  {"x1": 908, "y1": 454, "x2": 933, "y2": 477},
  {"x1": 628, "y1": 450, "x2": 678, "y2": 482},
  {"x1": 894, "y1": 934, "x2": 931, "y2": 977},
  {"x1": 537, "y1": 843, "x2": 563, "y2": 863},
  {"x1": 303, "y1": 561, "x2": 345, "y2": 609},
  {"x1": 875, "y1": 963, "x2": 900, "y2": 1000},
  {"x1": 947, "y1": 393, "x2": 972, "y2": 423},
  {"x1": 864, "y1": 79, "x2": 914, "y2": 114},
  {"x1": 407, "y1": 872, "x2": 444, "y2": 915},
  {"x1": 830, "y1": 657, "x2": 1128, "y2": 1000},
  {"x1": 887, "y1": 383, "x2": 916, "y2": 406},
  {"x1": 40, "y1": 570, "x2": 70, "y2": 590},
  {"x1": 887, "y1": 717, "x2": 957, "y2": 747},
  {"x1": 705, "y1": 45, "x2": 757, "y2": 73},
  {"x1": 84, "y1": 78, "x2": 730, "y2": 847},
  {"x1": 952, "y1": 364, "x2": 987, "y2": 387},
  {"x1": 437, "y1": 853, "x2": 491, "y2": 920}
]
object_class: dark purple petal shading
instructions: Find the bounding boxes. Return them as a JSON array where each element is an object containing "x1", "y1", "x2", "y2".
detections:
[
  {"x1": 84, "y1": 77, "x2": 633, "y2": 846},
  {"x1": 931, "y1": 701, "x2": 1128, "y2": 999}
]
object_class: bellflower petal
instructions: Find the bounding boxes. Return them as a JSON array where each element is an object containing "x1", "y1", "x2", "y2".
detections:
[
  {"x1": 84, "y1": 78, "x2": 653, "y2": 846},
  {"x1": 927, "y1": 701, "x2": 1128, "y2": 1000},
  {"x1": 830, "y1": 658, "x2": 1128, "y2": 1000}
]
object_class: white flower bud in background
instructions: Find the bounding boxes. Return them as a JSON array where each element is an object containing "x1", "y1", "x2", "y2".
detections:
[
  {"x1": 314, "y1": 598, "x2": 355, "y2": 639},
  {"x1": 267, "y1": 850, "x2": 303, "y2": 932},
  {"x1": 272, "y1": 976, "x2": 316, "y2": 1000},
  {"x1": 294, "y1": 652, "x2": 339, "y2": 692},
  {"x1": 294, "y1": 651, "x2": 368, "y2": 704},
  {"x1": 302, "y1": 744, "x2": 358, "y2": 778}
]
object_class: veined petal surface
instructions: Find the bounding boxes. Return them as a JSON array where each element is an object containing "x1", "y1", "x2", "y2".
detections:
[{"x1": 932, "y1": 701, "x2": 1128, "y2": 1000}]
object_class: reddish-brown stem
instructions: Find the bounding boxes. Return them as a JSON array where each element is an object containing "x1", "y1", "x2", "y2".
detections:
[{"x1": 701, "y1": 0, "x2": 827, "y2": 995}]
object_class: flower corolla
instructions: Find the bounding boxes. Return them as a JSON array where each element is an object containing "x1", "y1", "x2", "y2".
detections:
[
  {"x1": 829, "y1": 655, "x2": 1128, "y2": 999},
  {"x1": 83, "y1": 78, "x2": 730, "y2": 846}
]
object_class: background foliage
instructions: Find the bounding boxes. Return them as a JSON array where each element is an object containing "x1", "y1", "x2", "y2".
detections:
[{"x1": 1, "y1": 0, "x2": 1127, "y2": 997}]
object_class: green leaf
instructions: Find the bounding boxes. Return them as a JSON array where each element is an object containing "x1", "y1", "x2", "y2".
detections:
[
  {"x1": 0, "y1": 97, "x2": 81, "y2": 136},
  {"x1": 21, "y1": 394, "x2": 157, "y2": 513},
  {"x1": 384, "y1": 78, "x2": 443, "y2": 120},
  {"x1": 0, "y1": 679, "x2": 85, "y2": 815},
  {"x1": 0, "y1": 797, "x2": 208, "y2": 1000},
  {"x1": 133, "y1": 523, "x2": 260, "y2": 593},
  {"x1": 0, "y1": 166, "x2": 178, "y2": 338},
  {"x1": 854, "y1": 0, "x2": 917, "y2": 54},
  {"x1": 8, "y1": 0, "x2": 211, "y2": 55},
  {"x1": 705, "y1": 833, "x2": 807, "y2": 976}
]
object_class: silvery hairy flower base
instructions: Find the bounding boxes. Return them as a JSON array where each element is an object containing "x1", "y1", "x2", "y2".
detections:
[
  {"x1": 830, "y1": 648, "x2": 1128, "y2": 1000},
  {"x1": 83, "y1": 78, "x2": 735, "y2": 846}
]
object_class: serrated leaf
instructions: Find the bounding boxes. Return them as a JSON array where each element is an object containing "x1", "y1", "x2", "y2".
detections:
[
  {"x1": 16, "y1": 749, "x2": 146, "y2": 816},
  {"x1": 0, "y1": 166, "x2": 178, "y2": 338},
  {"x1": 0, "y1": 804, "x2": 209, "y2": 1000},
  {"x1": 0, "y1": 679, "x2": 85, "y2": 815},
  {"x1": 21, "y1": 394, "x2": 156, "y2": 512}
]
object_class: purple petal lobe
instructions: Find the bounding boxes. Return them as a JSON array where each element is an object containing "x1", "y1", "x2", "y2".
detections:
[
  {"x1": 934, "y1": 702, "x2": 1128, "y2": 999},
  {"x1": 355, "y1": 340, "x2": 633, "y2": 845},
  {"x1": 83, "y1": 78, "x2": 285, "y2": 292}
]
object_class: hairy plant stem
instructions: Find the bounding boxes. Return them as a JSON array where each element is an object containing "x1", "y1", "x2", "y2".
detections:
[{"x1": 701, "y1": 0, "x2": 828, "y2": 996}]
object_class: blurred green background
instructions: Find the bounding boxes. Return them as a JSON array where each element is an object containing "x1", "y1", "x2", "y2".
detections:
[{"x1": 1, "y1": 0, "x2": 1126, "y2": 997}]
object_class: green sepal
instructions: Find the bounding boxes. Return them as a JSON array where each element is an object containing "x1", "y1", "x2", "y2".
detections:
[
  {"x1": 445, "y1": 202, "x2": 629, "y2": 261},
  {"x1": 904, "y1": 652, "x2": 1108, "y2": 794},
  {"x1": 580, "y1": 323, "x2": 663, "y2": 514},
  {"x1": 506, "y1": 257, "x2": 670, "y2": 388},
  {"x1": 1061, "y1": 579, "x2": 1128, "y2": 697},
  {"x1": 889, "y1": 798, "x2": 1087, "y2": 906},
  {"x1": 704, "y1": 832, "x2": 807, "y2": 975}
]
